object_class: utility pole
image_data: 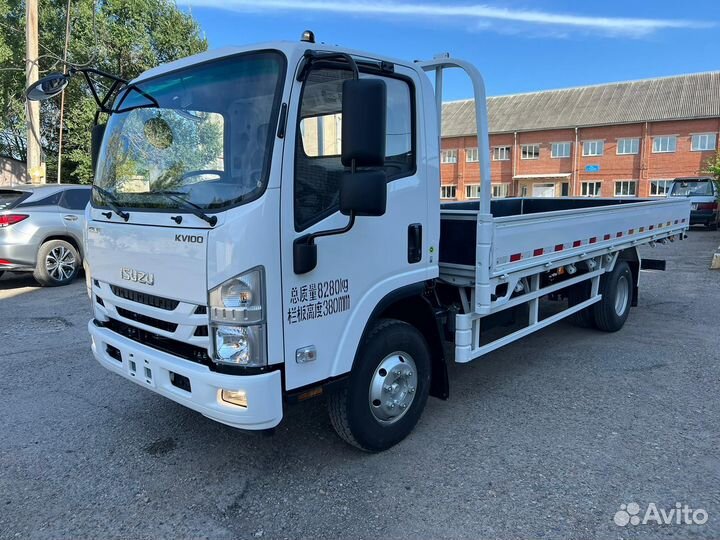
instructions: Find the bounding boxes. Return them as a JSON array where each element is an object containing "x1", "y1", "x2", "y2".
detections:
[
  {"x1": 57, "y1": 0, "x2": 72, "y2": 184},
  {"x1": 26, "y1": 0, "x2": 43, "y2": 184}
]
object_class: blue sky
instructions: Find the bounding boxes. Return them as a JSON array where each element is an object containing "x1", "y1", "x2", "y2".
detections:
[{"x1": 182, "y1": 0, "x2": 720, "y2": 100}]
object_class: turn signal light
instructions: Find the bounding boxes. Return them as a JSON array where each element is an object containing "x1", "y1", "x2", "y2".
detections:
[{"x1": 0, "y1": 214, "x2": 29, "y2": 227}]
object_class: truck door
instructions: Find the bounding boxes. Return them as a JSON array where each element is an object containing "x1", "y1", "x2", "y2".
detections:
[{"x1": 280, "y1": 61, "x2": 430, "y2": 391}]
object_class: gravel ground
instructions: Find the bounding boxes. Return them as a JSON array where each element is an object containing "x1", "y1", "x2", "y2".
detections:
[{"x1": 1, "y1": 229, "x2": 718, "y2": 539}]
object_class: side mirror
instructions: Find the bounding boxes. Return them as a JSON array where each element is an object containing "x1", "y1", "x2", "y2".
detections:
[
  {"x1": 340, "y1": 171, "x2": 386, "y2": 216},
  {"x1": 339, "y1": 77, "x2": 388, "y2": 217},
  {"x1": 91, "y1": 124, "x2": 106, "y2": 176},
  {"x1": 26, "y1": 73, "x2": 70, "y2": 101},
  {"x1": 341, "y1": 78, "x2": 386, "y2": 168}
]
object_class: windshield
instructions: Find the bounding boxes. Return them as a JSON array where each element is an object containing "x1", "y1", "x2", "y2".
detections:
[
  {"x1": 93, "y1": 51, "x2": 285, "y2": 211},
  {"x1": 669, "y1": 180, "x2": 713, "y2": 197}
]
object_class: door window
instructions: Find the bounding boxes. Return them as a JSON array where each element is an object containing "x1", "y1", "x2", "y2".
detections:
[
  {"x1": 532, "y1": 183, "x2": 555, "y2": 197},
  {"x1": 294, "y1": 67, "x2": 415, "y2": 231},
  {"x1": 60, "y1": 189, "x2": 91, "y2": 210}
]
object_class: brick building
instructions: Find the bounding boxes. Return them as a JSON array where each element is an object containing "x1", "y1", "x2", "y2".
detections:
[{"x1": 440, "y1": 71, "x2": 720, "y2": 201}]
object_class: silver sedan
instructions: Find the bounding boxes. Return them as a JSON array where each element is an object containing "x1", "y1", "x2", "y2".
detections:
[{"x1": 0, "y1": 184, "x2": 90, "y2": 286}]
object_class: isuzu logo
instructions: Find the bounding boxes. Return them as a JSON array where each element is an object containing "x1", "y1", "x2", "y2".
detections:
[
  {"x1": 175, "y1": 234, "x2": 204, "y2": 243},
  {"x1": 121, "y1": 267, "x2": 155, "y2": 286}
]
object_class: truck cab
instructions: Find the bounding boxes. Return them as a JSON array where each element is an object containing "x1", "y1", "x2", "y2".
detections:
[{"x1": 84, "y1": 37, "x2": 444, "y2": 449}]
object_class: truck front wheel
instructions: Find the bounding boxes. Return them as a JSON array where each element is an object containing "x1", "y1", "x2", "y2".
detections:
[
  {"x1": 593, "y1": 260, "x2": 633, "y2": 332},
  {"x1": 327, "y1": 319, "x2": 431, "y2": 452}
]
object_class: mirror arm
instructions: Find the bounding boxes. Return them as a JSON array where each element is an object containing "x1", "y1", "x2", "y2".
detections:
[
  {"x1": 70, "y1": 67, "x2": 129, "y2": 114},
  {"x1": 305, "y1": 213, "x2": 356, "y2": 246},
  {"x1": 292, "y1": 213, "x2": 356, "y2": 275},
  {"x1": 302, "y1": 158, "x2": 358, "y2": 245},
  {"x1": 113, "y1": 83, "x2": 160, "y2": 113}
]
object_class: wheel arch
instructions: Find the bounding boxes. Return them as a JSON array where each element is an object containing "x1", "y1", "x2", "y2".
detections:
[
  {"x1": 39, "y1": 234, "x2": 83, "y2": 261},
  {"x1": 357, "y1": 282, "x2": 449, "y2": 400},
  {"x1": 617, "y1": 247, "x2": 640, "y2": 307}
]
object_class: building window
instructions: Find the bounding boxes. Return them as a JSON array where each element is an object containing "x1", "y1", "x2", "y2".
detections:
[
  {"x1": 581, "y1": 181, "x2": 602, "y2": 197},
  {"x1": 617, "y1": 138, "x2": 639, "y2": 155},
  {"x1": 691, "y1": 133, "x2": 716, "y2": 152},
  {"x1": 652, "y1": 135, "x2": 677, "y2": 153},
  {"x1": 441, "y1": 149, "x2": 458, "y2": 164},
  {"x1": 465, "y1": 147, "x2": 479, "y2": 162},
  {"x1": 521, "y1": 144, "x2": 540, "y2": 160},
  {"x1": 491, "y1": 184, "x2": 509, "y2": 198},
  {"x1": 583, "y1": 140, "x2": 604, "y2": 156},
  {"x1": 614, "y1": 180, "x2": 637, "y2": 197},
  {"x1": 520, "y1": 186, "x2": 528, "y2": 197},
  {"x1": 492, "y1": 146, "x2": 511, "y2": 161},
  {"x1": 650, "y1": 179, "x2": 672, "y2": 196},
  {"x1": 441, "y1": 185, "x2": 457, "y2": 199},
  {"x1": 551, "y1": 142, "x2": 571, "y2": 158},
  {"x1": 466, "y1": 184, "x2": 480, "y2": 199}
]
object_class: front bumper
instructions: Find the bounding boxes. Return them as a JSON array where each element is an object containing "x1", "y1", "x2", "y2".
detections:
[
  {"x1": 89, "y1": 320, "x2": 283, "y2": 430},
  {"x1": 0, "y1": 243, "x2": 35, "y2": 271}
]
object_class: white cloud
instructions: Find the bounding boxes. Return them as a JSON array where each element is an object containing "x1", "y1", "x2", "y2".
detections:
[{"x1": 184, "y1": 0, "x2": 712, "y2": 37}]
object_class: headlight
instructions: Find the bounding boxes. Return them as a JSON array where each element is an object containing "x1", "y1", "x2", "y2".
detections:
[
  {"x1": 209, "y1": 267, "x2": 267, "y2": 367},
  {"x1": 214, "y1": 325, "x2": 266, "y2": 366},
  {"x1": 209, "y1": 267, "x2": 264, "y2": 324}
]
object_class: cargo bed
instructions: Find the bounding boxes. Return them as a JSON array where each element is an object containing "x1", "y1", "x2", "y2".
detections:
[
  {"x1": 437, "y1": 196, "x2": 690, "y2": 362},
  {"x1": 440, "y1": 196, "x2": 689, "y2": 283}
]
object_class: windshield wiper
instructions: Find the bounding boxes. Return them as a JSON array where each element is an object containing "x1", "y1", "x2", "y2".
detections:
[
  {"x1": 93, "y1": 185, "x2": 129, "y2": 221},
  {"x1": 154, "y1": 191, "x2": 217, "y2": 227}
]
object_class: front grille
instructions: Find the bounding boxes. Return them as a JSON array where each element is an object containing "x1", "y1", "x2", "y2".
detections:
[
  {"x1": 193, "y1": 325, "x2": 209, "y2": 337},
  {"x1": 103, "y1": 318, "x2": 212, "y2": 366},
  {"x1": 110, "y1": 285, "x2": 180, "y2": 311},
  {"x1": 116, "y1": 307, "x2": 178, "y2": 333}
]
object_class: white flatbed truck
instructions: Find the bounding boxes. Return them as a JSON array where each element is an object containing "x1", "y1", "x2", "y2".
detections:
[{"x1": 29, "y1": 33, "x2": 691, "y2": 451}]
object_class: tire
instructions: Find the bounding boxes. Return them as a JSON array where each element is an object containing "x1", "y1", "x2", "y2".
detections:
[
  {"x1": 593, "y1": 260, "x2": 633, "y2": 332},
  {"x1": 327, "y1": 319, "x2": 431, "y2": 452},
  {"x1": 33, "y1": 239, "x2": 80, "y2": 287},
  {"x1": 709, "y1": 218, "x2": 719, "y2": 231},
  {"x1": 567, "y1": 280, "x2": 596, "y2": 328}
]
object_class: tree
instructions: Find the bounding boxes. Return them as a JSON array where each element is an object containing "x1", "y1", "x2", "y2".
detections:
[
  {"x1": 703, "y1": 150, "x2": 720, "y2": 202},
  {"x1": 0, "y1": 0, "x2": 207, "y2": 183}
]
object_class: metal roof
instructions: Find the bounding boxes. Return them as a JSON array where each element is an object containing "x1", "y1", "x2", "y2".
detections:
[{"x1": 442, "y1": 71, "x2": 720, "y2": 136}]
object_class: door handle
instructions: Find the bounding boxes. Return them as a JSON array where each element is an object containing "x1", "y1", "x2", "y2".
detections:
[
  {"x1": 407, "y1": 223, "x2": 422, "y2": 264},
  {"x1": 63, "y1": 215, "x2": 78, "y2": 222}
]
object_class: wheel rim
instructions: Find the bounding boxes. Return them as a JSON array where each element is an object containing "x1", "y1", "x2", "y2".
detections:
[
  {"x1": 368, "y1": 352, "x2": 418, "y2": 424},
  {"x1": 46, "y1": 246, "x2": 76, "y2": 282},
  {"x1": 614, "y1": 274, "x2": 630, "y2": 316}
]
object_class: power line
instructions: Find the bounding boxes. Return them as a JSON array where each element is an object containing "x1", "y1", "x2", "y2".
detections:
[{"x1": 0, "y1": 0, "x2": 98, "y2": 72}]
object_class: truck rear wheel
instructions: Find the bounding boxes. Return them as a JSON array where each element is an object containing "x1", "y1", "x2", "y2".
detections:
[
  {"x1": 593, "y1": 260, "x2": 632, "y2": 332},
  {"x1": 327, "y1": 319, "x2": 431, "y2": 452}
]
